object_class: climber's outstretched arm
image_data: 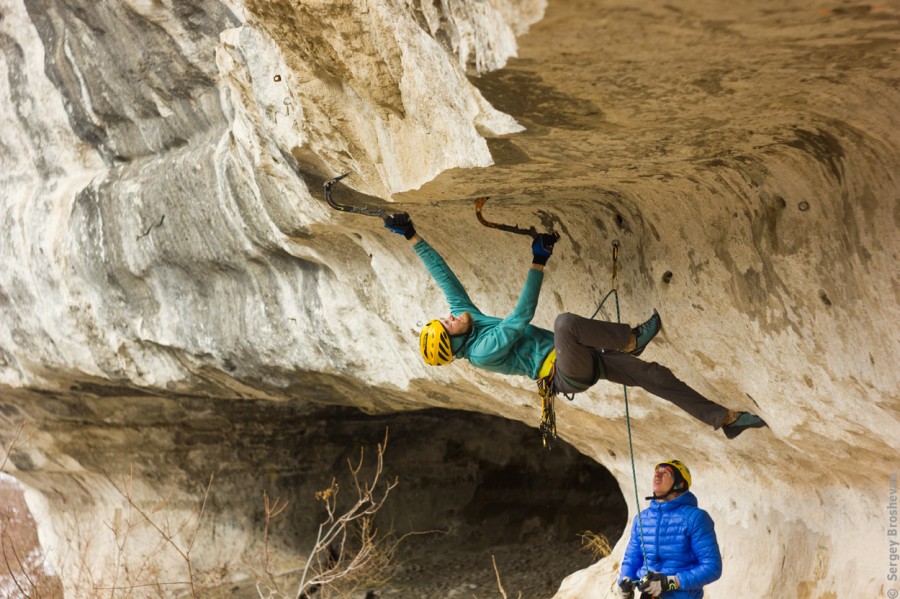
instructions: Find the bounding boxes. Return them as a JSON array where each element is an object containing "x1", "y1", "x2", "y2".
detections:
[{"x1": 383, "y1": 212, "x2": 477, "y2": 315}]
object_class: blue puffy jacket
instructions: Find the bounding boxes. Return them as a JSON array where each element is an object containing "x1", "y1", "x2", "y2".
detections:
[
  {"x1": 413, "y1": 238, "x2": 554, "y2": 379},
  {"x1": 619, "y1": 492, "x2": 722, "y2": 598}
]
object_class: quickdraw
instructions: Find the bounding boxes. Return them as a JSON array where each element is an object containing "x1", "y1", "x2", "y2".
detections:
[
  {"x1": 323, "y1": 172, "x2": 387, "y2": 218},
  {"x1": 537, "y1": 375, "x2": 557, "y2": 449},
  {"x1": 610, "y1": 240, "x2": 620, "y2": 290}
]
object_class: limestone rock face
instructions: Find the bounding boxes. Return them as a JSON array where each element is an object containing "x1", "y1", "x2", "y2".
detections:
[{"x1": 0, "y1": 0, "x2": 897, "y2": 597}]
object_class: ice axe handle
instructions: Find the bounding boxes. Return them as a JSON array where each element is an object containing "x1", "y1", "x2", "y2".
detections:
[
  {"x1": 323, "y1": 172, "x2": 386, "y2": 218},
  {"x1": 474, "y1": 197, "x2": 557, "y2": 240},
  {"x1": 324, "y1": 172, "x2": 352, "y2": 211}
]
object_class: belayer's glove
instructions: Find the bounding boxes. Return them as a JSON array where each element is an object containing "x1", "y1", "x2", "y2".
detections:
[
  {"x1": 531, "y1": 233, "x2": 557, "y2": 265},
  {"x1": 383, "y1": 212, "x2": 416, "y2": 240},
  {"x1": 617, "y1": 576, "x2": 635, "y2": 598},
  {"x1": 637, "y1": 571, "x2": 678, "y2": 597}
]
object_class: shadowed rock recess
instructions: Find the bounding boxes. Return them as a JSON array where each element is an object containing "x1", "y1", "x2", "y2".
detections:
[{"x1": 0, "y1": 0, "x2": 897, "y2": 597}]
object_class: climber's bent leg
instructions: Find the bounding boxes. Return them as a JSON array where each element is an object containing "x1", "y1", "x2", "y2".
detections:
[{"x1": 553, "y1": 313, "x2": 632, "y2": 393}]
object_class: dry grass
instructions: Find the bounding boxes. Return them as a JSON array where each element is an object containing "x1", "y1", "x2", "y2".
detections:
[{"x1": 579, "y1": 530, "x2": 613, "y2": 560}]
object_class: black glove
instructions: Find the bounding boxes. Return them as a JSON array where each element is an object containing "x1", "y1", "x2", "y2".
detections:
[
  {"x1": 383, "y1": 212, "x2": 416, "y2": 240},
  {"x1": 531, "y1": 233, "x2": 557, "y2": 265},
  {"x1": 637, "y1": 571, "x2": 678, "y2": 597},
  {"x1": 617, "y1": 576, "x2": 635, "y2": 598}
]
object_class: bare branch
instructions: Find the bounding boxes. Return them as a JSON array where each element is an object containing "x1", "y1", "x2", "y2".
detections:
[
  {"x1": 102, "y1": 466, "x2": 215, "y2": 598},
  {"x1": 187, "y1": 473, "x2": 215, "y2": 555},
  {"x1": 0, "y1": 421, "x2": 47, "y2": 597},
  {"x1": 294, "y1": 428, "x2": 401, "y2": 599},
  {"x1": 0, "y1": 420, "x2": 27, "y2": 473},
  {"x1": 492, "y1": 555, "x2": 508, "y2": 599},
  {"x1": 257, "y1": 490, "x2": 290, "y2": 593},
  {"x1": 94, "y1": 579, "x2": 196, "y2": 590},
  {"x1": 1, "y1": 534, "x2": 30, "y2": 598}
]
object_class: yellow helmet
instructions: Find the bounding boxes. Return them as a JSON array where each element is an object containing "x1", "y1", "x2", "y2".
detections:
[
  {"x1": 420, "y1": 320, "x2": 453, "y2": 366},
  {"x1": 656, "y1": 459, "x2": 692, "y2": 491}
]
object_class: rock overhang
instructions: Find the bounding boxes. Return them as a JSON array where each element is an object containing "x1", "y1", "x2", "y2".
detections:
[{"x1": 1, "y1": 0, "x2": 898, "y2": 597}]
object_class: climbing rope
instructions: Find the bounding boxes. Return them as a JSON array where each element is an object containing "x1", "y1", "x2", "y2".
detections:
[{"x1": 591, "y1": 240, "x2": 647, "y2": 560}]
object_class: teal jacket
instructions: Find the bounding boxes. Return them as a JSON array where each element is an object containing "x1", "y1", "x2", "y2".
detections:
[{"x1": 413, "y1": 238, "x2": 554, "y2": 379}]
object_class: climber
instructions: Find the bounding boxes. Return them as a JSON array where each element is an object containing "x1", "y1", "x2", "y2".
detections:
[
  {"x1": 382, "y1": 212, "x2": 767, "y2": 439},
  {"x1": 617, "y1": 460, "x2": 722, "y2": 598}
]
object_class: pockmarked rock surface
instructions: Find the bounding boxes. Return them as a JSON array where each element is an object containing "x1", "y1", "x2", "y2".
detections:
[{"x1": 1, "y1": 0, "x2": 898, "y2": 597}]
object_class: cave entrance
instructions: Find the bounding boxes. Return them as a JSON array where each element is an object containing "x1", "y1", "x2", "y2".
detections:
[
  {"x1": 288, "y1": 407, "x2": 628, "y2": 598},
  {"x1": 0, "y1": 397, "x2": 629, "y2": 598}
]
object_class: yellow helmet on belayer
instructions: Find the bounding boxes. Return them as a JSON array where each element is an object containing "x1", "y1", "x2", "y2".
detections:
[{"x1": 657, "y1": 459, "x2": 692, "y2": 491}]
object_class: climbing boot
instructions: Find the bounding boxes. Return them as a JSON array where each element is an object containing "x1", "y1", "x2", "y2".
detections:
[
  {"x1": 630, "y1": 310, "x2": 661, "y2": 357},
  {"x1": 723, "y1": 412, "x2": 767, "y2": 439}
]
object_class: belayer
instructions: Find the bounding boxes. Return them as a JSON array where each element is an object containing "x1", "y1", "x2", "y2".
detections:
[
  {"x1": 617, "y1": 460, "x2": 722, "y2": 598},
  {"x1": 382, "y1": 212, "x2": 767, "y2": 439}
]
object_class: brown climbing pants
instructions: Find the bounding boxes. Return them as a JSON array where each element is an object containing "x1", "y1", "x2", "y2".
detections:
[{"x1": 552, "y1": 312, "x2": 729, "y2": 428}]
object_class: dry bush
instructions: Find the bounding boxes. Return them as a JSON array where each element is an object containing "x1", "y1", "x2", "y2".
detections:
[
  {"x1": 1, "y1": 422, "x2": 409, "y2": 599},
  {"x1": 254, "y1": 428, "x2": 404, "y2": 599},
  {"x1": 94, "y1": 466, "x2": 228, "y2": 598}
]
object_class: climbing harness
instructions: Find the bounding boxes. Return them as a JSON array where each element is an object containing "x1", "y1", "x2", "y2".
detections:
[{"x1": 323, "y1": 172, "x2": 387, "y2": 218}]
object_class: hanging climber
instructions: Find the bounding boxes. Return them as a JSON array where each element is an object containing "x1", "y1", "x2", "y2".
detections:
[
  {"x1": 617, "y1": 460, "x2": 722, "y2": 598},
  {"x1": 382, "y1": 212, "x2": 767, "y2": 439}
]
